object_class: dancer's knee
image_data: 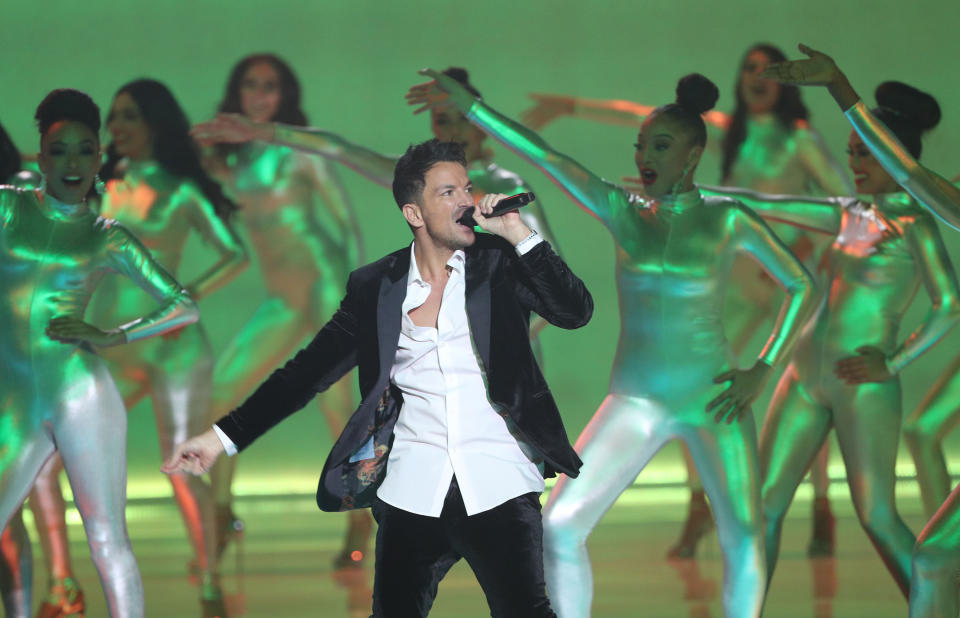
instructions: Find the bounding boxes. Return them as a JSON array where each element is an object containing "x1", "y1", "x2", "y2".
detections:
[
  {"x1": 913, "y1": 538, "x2": 960, "y2": 577},
  {"x1": 904, "y1": 418, "x2": 940, "y2": 452},
  {"x1": 543, "y1": 499, "x2": 589, "y2": 552}
]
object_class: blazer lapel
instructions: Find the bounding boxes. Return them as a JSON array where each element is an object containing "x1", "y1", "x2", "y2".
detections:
[
  {"x1": 465, "y1": 247, "x2": 491, "y2": 370},
  {"x1": 376, "y1": 247, "x2": 410, "y2": 379}
]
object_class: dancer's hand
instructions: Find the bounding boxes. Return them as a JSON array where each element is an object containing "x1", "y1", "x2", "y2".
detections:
[
  {"x1": 191, "y1": 113, "x2": 273, "y2": 146},
  {"x1": 834, "y1": 345, "x2": 892, "y2": 384},
  {"x1": 162, "y1": 429, "x2": 225, "y2": 476},
  {"x1": 471, "y1": 192, "x2": 532, "y2": 245},
  {"x1": 760, "y1": 44, "x2": 860, "y2": 110},
  {"x1": 759, "y1": 44, "x2": 841, "y2": 87},
  {"x1": 46, "y1": 317, "x2": 125, "y2": 347},
  {"x1": 707, "y1": 361, "x2": 772, "y2": 424},
  {"x1": 406, "y1": 69, "x2": 476, "y2": 115},
  {"x1": 520, "y1": 94, "x2": 575, "y2": 130}
]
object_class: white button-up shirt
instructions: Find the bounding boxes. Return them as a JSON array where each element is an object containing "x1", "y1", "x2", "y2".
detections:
[{"x1": 375, "y1": 241, "x2": 544, "y2": 517}]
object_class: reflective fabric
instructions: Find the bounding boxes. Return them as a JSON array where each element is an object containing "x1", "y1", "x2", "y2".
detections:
[
  {"x1": 0, "y1": 186, "x2": 198, "y2": 618},
  {"x1": 460, "y1": 97, "x2": 817, "y2": 618}
]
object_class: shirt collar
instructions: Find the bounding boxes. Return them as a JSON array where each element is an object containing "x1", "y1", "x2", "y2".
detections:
[{"x1": 408, "y1": 242, "x2": 466, "y2": 287}]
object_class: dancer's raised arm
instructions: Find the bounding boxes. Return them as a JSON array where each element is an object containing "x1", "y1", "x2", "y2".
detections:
[
  {"x1": 407, "y1": 69, "x2": 626, "y2": 227},
  {"x1": 193, "y1": 113, "x2": 397, "y2": 188},
  {"x1": 520, "y1": 92, "x2": 730, "y2": 132},
  {"x1": 762, "y1": 43, "x2": 960, "y2": 231}
]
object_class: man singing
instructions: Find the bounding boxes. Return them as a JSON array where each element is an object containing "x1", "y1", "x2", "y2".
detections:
[{"x1": 164, "y1": 138, "x2": 593, "y2": 617}]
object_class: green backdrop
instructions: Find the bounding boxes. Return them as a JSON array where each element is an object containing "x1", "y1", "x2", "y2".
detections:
[{"x1": 3, "y1": 0, "x2": 960, "y2": 499}]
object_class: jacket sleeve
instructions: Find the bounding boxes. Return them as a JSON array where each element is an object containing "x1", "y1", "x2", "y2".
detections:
[
  {"x1": 215, "y1": 271, "x2": 363, "y2": 450},
  {"x1": 512, "y1": 240, "x2": 593, "y2": 329}
]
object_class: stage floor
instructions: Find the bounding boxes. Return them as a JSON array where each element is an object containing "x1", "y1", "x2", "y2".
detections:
[{"x1": 24, "y1": 485, "x2": 930, "y2": 617}]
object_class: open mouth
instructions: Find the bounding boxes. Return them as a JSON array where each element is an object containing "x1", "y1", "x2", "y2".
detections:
[
  {"x1": 62, "y1": 175, "x2": 84, "y2": 187},
  {"x1": 639, "y1": 169, "x2": 658, "y2": 186},
  {"x1": 853, "y1": 173, "x2": 868, "y2": 186}
]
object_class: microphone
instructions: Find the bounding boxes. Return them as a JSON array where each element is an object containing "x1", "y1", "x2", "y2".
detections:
[{"x1": 457, "y1": 192, "x2": 536, "y2": 227}]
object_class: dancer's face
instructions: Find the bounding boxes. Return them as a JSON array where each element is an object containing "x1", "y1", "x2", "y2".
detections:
[
  {"x1": 739, "y1": 50, "x2": 781, "y2": 115},
  {"x1": 635, "y1": 114, "x2": 701, "y2": 199},
  {"x1": 38, "y1": 120, "x2": 100, "y2": 204},
  {"x1": 403, "y1": 161, "x2": 476, "y2": 250},
  {"x1": 107, "y1": 92, "x2": 153, "y2": 161},
  {"x1": 240, "y1": 61, "x2": 282, "y2": 123},
  {"x1": 847, "y1": 131, "x2": 899, "y2": 195},
  {"x1": 431, "y1": 107, "x2": 486, "y2": 162}
]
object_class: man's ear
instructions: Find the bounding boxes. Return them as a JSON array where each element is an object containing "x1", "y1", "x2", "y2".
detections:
[{"x1": 402, "y1": 202, "x2": 423, "y2": 229}]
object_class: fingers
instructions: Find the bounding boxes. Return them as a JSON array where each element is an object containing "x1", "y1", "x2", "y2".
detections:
[
  {"x1": 713, "y1": 398, "x2": 736, "y2": 424},
  {"x1": 417, "y1": 68, "x2": 440, "y2": 79},
  {"x1": 478, "y1": 193, "x2": 508, "y2": 214},
  {"x1": 705, "y1": 386, "x2": 731, "y2": 412},
  {"x1": 161, "y1": 446, "x2": 209, "y2": 476},
  {"x1": 833, "y1": 356, "x2": 866, "y2": 384}
]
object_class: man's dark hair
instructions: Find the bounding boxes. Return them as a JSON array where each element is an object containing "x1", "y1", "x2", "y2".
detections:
[{"x1": 392, "y1": 139, "x2": 467, "y2": 208}]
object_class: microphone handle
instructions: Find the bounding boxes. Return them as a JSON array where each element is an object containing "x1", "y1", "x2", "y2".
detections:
[{"x1": 457, "y1": 192, "x2": 536, "y2": 227}]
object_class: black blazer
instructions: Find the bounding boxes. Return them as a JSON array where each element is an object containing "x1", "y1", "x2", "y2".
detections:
[{"x1": 216, "y1": 234, "x2": 593, "y2": 512}]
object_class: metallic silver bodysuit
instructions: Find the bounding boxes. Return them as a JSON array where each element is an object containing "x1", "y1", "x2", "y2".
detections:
[{"x1": 0, "y1": 185, "x2": 198, "y2": 617}]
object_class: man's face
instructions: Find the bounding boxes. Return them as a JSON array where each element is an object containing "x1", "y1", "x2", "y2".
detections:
[{"x1": 404, "y1": 161, "x2": 476, "y2": 250}]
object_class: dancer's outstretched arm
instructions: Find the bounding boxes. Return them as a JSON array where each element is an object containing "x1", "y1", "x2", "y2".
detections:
[
  {"x1": 407, "y1": 69, "x2": 627, "y2": 228},
  {"x1": 192, "y1": 113, "x2": 396, "y2": 188},
  {"x1": 762, "y1": 43, "x2": 960, "y2": 231},
  {"x1": 520, "y1": 92, "x2": 730, "y2": 132},
  {"x1": 700, "y1": 184, "x2": 843, "y2": 235}
]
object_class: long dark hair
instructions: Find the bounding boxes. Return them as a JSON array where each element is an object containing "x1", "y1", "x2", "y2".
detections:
[
  {"x1": 218, "y1": 53, "x2": 308, "y2": 125},
  {"x1": 720, "y1": 43, "x2": 809, "y2": 182},
  {"x1": 101, "y1": 79, "x2": 236, "y2": 219},
  {"x1": 0, "y1": 121, "x2": 20, "y2": 182}
]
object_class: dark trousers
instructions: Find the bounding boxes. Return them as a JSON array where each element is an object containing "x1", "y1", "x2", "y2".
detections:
[{"x1": 370, "y1": 478, "x2": 556, "y2": 618}]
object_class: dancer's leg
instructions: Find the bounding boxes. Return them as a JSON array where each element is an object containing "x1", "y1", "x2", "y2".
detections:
[
  {"x1": 0, "y1": 425, "x2": 58, "y2": 616},
  {"x1": 758, "y1": 365, "x2": 832, "y2": 588},
  {"x1": 543, "y1": 394, "x2": 670, "y2": 618},
  {"x1": 832, "y1": 379, "x2": 914, "y2": 598},
  {"x1": 683, "y1": 409, "x2": 764, "y2": 617},
  {"x1": 147, "y1": 350, "x2": 218, "y2": 589},
  {"x1": 208, "y1": 297, "x2": 311, "y2": 506},
  {"x1": 903, "y1": 353, "x2": 960, "y2": 517},
  {"x1": 0, "y1": 509, "x2": 32, "y2": 618},
  {"x1": 55, "y1": 374, "x2": 143, "y2": 618},
  {"x1": 910, "y1": 484, "x2": 960, "y2": 617}
]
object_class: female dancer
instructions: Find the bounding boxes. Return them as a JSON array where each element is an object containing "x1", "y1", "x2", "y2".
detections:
[
  {"x1": 703, "y1": 53, "x2": 958, "y2": 601},
  {"x1": 759, "y1": 43, "x2": 960, "y2": 617},
  {"x1": 522, "y1": 44, "x2": 852, "y2": 557},
  {"x1": 194, "y1": 66, "x2": 562, "y2": 348},
  {"x1": 202, "y1": 54, "x2": 368, "y2": 568},
  {"x1": 0, "y1": 89, "x2": 199, "y2": 617},
  {"x1": 0, "y1": 119, "x2": 40, "y2": 618},
  {"x1": 409, "y1": 70, "x2": 817, "y2": 617},
  {"x1": 26, "y1": 79, "x2": 246, "y2": 618}
]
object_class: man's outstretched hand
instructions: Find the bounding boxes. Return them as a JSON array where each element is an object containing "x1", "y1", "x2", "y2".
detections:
[{"x1": 162, "y1": 429, "x2": 226, "y2": 476}]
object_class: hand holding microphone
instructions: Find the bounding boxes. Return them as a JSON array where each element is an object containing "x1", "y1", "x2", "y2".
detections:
[
  {"x1": 461, "y1": 192, "x2": 535, "y2": 246},
  {"x1": 457, "y1": 192, "x2": 535, "y2": 226}
]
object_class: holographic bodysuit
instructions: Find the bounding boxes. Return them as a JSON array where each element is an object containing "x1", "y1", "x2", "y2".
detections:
[
  {"x1": 31, "y1": 159, "x2": 247, "y2": 587},
  {"x1": 0, "y1": 185, "x2": 198, "y2": 618},
  {"x1": 707, "y1": 178, "x2": 960, "y2": 599},
  {"x1": 454, "y1": 97, "x2": 816, "y2": 618},
  {"x1": 842, "y1": 101, "x2": 960, "y2": 617},
  {"x1": 206, "y1": 141, "x2": 362, "y2": 513}
]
